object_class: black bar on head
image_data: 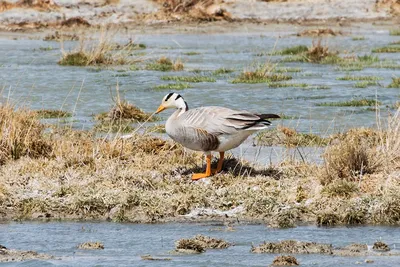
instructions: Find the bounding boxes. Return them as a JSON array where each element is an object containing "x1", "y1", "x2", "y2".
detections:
[
  {"x1": 165, "y1": 93, "x2": 174, "y2": 101},
  {"x1": 175, "y1": 94, "x2": 182, "y2": 100}
]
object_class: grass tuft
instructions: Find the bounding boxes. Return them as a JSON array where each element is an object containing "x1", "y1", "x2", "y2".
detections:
[
  {"x1": 213, "y1": 67, "x2": 234, "y2": 75},
  {"x1": 372, "y1": 46, "x2": 400, "y2": 53},
  {"x1": 153, "y1": 83, "x2": 193, "y2": 90},
  {"x1": 388, "y1": 77, "x2": 400, "y2": 88},
  {"x1": 146, "y1": 57, "x2": 184, "y2": 71},
  {"x1": 34, "y1": 109, "x2": 72, "y2": 119},
  {"x1": 272, "y1": 45, "x2": 308, "y2": 55},
  {"x1": 389, "y1": 29, "x2": 400, "y2": 36},
  {"x1": 337, "y1": 75, "x2": 382, "y2": 81},
  {"x1": 317, "y1": 99, "x2": 381, "y2": 107},
  {"x1": 161, "y1": 76, "x2": 216, "y2": 83}
]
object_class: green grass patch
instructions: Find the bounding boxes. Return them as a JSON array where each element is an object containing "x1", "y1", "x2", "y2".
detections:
[
  {"x1": 39, "y1": 46, "x2": 54, "y2": 51},
  {"x1": 268, "y1": 82, "x2": 308, "y2": 88},
  {"x1": 305, "y1": 85, "x2": 331, "y2": 90},
  {"x1": 272, "y1": 45, "x2": 308, "y2": 55},
  {"x1": 354, "y1": 81, "x2": 379, "y2": 88},
  {"x1": 153, "y1": 83, "x2": 193, "y2": 90},
  {"x1": 232, "y1": 72, "x2": 292, "y2": 84},
  {"x1": 274, "y1": 67, "x2": 302, "y2": 73},
  {"x1": 372, "y1": 46, "x2": 400, "y2": 53},
  {"x1": 317, "y1": 99, "x2": 381, "y2": 107},
  {"x1": 389, "y1": 29, "x2": 400, "y2": 36},
  {"x1": 145, "y1": 57, "x2": 184, "y2": 72},
  {"x1": 213, "y1": 68, "x2": 234, "y2": 75},
  {"x1": 337, "y1": 75, "x2": 383, "y2": 81},
  {"x1": 129, "y1": 65, "x2": 140, "y2": 71},
  {"x1": 388, "y1": 77, "x2": 400, "y2": 88},
  {"x1": 59, "y1": 52, "x2": 90, "y2": 66},
  {"x1": 352, "y1": 36, "x2": 365, "y2": 41},
  {"x1": 183, "y1": 51, "x2": 200, "y2": 56},
  {"x1": 390, "y1": 41, "x2": 400, "y2": 45},
  {"x1": 161, "y1": 76, "x2": 216, "y2": 83},
  {"x1": 34, "y1": 109, "x2": 72, "y2": 119}
]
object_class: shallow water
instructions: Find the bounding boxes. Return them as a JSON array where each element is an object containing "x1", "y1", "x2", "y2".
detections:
[
  {"x1": 1, "y1": 222, "x2": 400, "y2": 266},
  {"x1": 0, "y1": 27, "x2": 399, "y2": 164}
]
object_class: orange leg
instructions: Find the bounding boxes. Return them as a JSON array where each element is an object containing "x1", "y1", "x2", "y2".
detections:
[
  {"x1": 192, "y1": 154, "x2": 212, "y2": 180},
  {"x1": 212, "y1": 152, "x2": 225, "y2": 174}
]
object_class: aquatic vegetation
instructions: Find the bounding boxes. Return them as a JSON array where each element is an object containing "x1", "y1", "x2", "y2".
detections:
[
  {"x1": 274, "y1": 67, "x2": 302, "y2": 73},
  {"x1": 388, "y1": 77, "x2": 400, "y2": 88},
  {"x1": 232, "y1": 66, "x2": 292, "y2": 83},
  {"x1": 389, "y1": 29, "x2": 400, "y2": 36},
  {"x1": 153, "y1": 83, "x2": 193, "y2": 90},
  {"x1": 317, "y1": 99, "x2": 381, "y2": 107},
  {"x1": 272, "y1": 255, "x2": 299, "y2": 266},
  {"x1": 146, "y1": 57, "x2": 184, "y2": 71},
  {"x1": 272, "y1": 45, "x2": 308, "y2": 55},
  {"x1": 183, "y1": 51, "x2": 200, "y2": 56},
  {"x1": 281, "y1": 40, "x2": 339, "y2": 64},
  {"x1": 34, "y1": 109, "x2": 72, "y2": 119},
  {"x1": 352, "y1": 36, "x2": 365, "y2": 41},
  {"x1": 141, "y1": 255, "x2": 171, "y2": 261},
  {"x1": 297, "y1": 28, "x2": 341, "y2": 37},
  {"x1": 161, "y1": 75, "x2": 216, "y2": 83},
  {"x1": 337, "y1": 75, "x2": 382, "y2": 81},
  {"x1": 251, "y1": 240, "x2": 333, "y2": 254},
  {"x1": 78, "y1": 242, "x2": 104, "y2": 250},
  {"x1": 354, "y1": 81, "x2": 379, "y2": 88},
  {"x1": 390, "y1": 41, "x2": 400, "y2": 45},
  {"x1": 59, "y1": 32, "x2": 140, "y2": 66},
  {"x1": 372, "y1": 46, "x2": 400, "y2": 53},
  {"x1": 268, "y1": 82, "x2": 308, "y2": 88},
  {"x1": 38, "y1": 46, "x2": 54, "y2": 51},
  {"x1": 213, "y1": 67, "x2": 234, "y2": 75},
  {"x1": 43, "y1": 31, "x2": 79, "y2": 41}
]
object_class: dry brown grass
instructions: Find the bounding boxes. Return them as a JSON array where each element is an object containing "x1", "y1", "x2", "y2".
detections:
[
  {"x1": 0, "y1": 104, "x2": 400, "y2": 225},
  {"x1": 0, "y1": 104, "x2": 51, "y2": 165},
  {"x1": 322, "y1": 128, "x2": 384, "y2": 184},
  {"x1": 59, "y1": 31, "x2": 141, "y2": 66}
]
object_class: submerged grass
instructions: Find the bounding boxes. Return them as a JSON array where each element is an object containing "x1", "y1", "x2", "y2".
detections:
[
  {"x1": 389, "y1": 29, "x2": 400, "y2": 36},
  {"x1": 34, "y1": 109, "x2": 72, "y2": 119},
  {"x1": 272, "y1": 45, "x2": 308, "y2": 55},
  {"x1": 317, "y1": 99, "x2": 381, "y2": 107},
  {"x1": 337, "y1": 75, "x2": 383, "y2": 81},
  {"x1": 372, "y1": 46, "x2": 400, "y2": 53},
  {"x1": 145, "y1": 57, "x2": 184, "y2": 71},
  {"x1": 388, "y1": 77, "x2": 400, "y2": 88},
  {"x1": 161, "y1": 76, "x2": 216, "y2": 83},
  {"x1": 213, "y1": 68, "x2": 234, "y2": 75},
  {"x1": 354, "y1": 81, "x2": 379, "y2": 88},
  {"x1": 153, "y1": 83, "x2": 193, "y2": 90}
]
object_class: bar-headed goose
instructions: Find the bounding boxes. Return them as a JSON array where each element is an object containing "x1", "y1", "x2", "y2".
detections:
[{"x1": 156, "y1": 92, "x2": 280, "y2": 180}]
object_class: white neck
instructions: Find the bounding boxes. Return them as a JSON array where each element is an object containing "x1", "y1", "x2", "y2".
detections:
[{"x1": 175, "y1": 98, "x2": 188, "y2": 116}]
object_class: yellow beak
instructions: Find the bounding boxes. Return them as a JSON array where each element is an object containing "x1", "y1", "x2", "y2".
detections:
[{"x1": 155, "y1": 104, "x2": 166, "y2": 114}]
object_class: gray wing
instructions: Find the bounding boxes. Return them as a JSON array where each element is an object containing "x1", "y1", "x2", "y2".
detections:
[{"x1": 179, "y1": 106, "x2": 273, "y2": 136}]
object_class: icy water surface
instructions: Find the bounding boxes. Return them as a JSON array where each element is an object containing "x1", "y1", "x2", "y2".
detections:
[{"x1": 1, "y1": 222, "x2": 400, "y2": 266}]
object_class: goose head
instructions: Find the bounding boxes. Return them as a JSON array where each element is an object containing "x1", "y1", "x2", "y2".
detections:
[{"x1": 156, "y1": 92, "x2": 188, "y2": 114}]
